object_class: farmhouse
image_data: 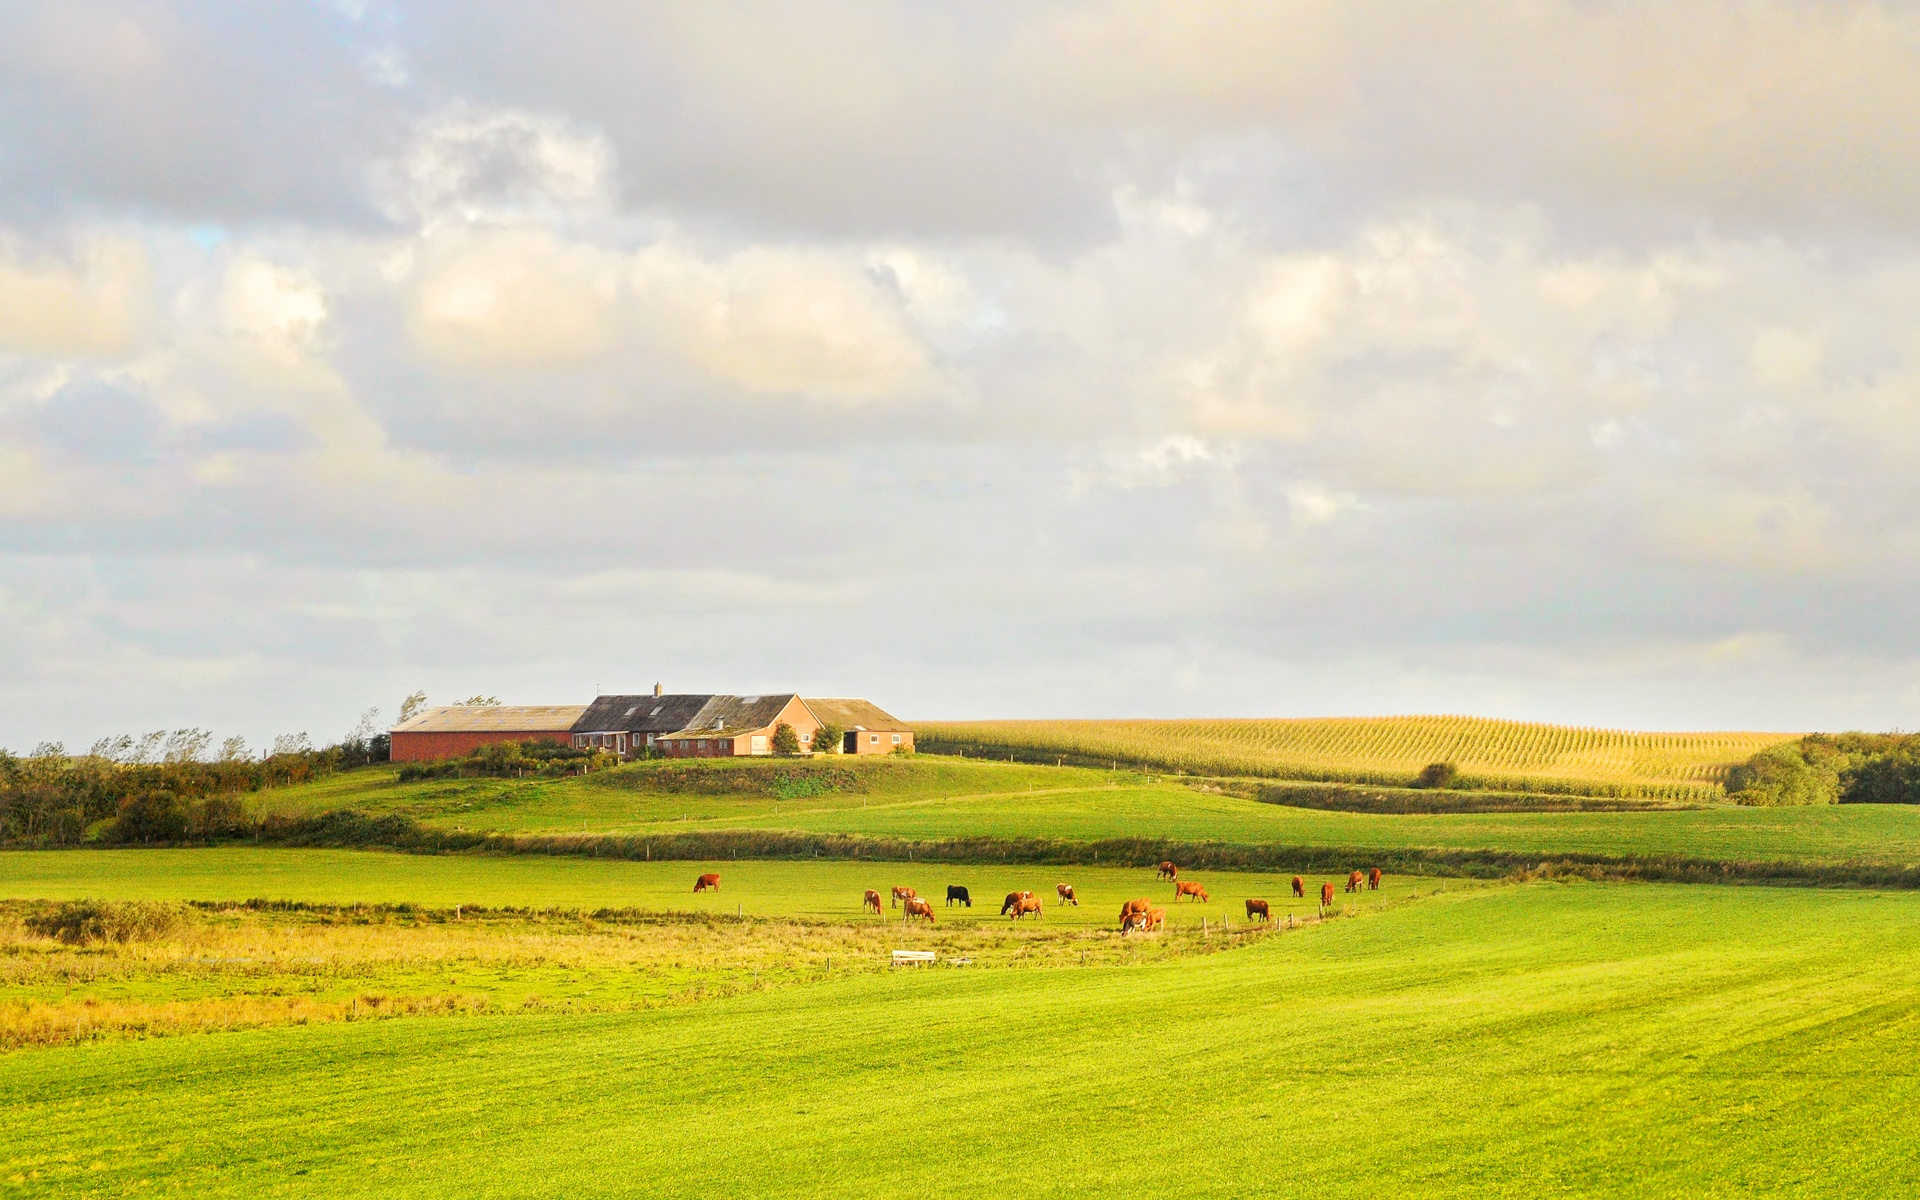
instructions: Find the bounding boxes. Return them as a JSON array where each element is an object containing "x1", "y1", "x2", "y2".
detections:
[
  {"x1": 569, "y1": 687, "x2": 714, "y2": 756},
  {"x1": 805, "y1": 697, "x2": 915, "y2": 755},
  {"x1": 653, "y1": 694, "x2": 821, "y2": 758},
  {"x1": 388, "y1": 704, "x2": 587, "y2": 763}
]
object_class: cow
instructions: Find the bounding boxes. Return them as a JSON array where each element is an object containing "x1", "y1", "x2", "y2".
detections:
[
  {"x1": 1245, "y1": 898, "x2": 1271, "y2": 922},
  {"x1": 863, "y1": 889, "x2": 883, "y2": 914},
  {"x1": 1056, "y1": 883, "x2": 1078, "y2": 906},
  {"x1": 1121, "y1": 911, "x2": 1150, "y2": 934},
  {"x1": 693, "y1": 873, "x2": 721, "y2": 893},
  {"x1": 1174, "y1": 881, "x2": 1209, "y2": 903},
  {"x1": 904, "y1": 897, "x2": 936, "y2": 924},
  {"x1": 1156, "y1": 861, "x2": 1179, "y2": 880},
  {"x1": 946, "y1": 885, "x2": 972, "y2": 907},
  {"x1": 1291, "y1": 876, "x2": 1305, "y2": 899},
  {"x1": 1000, "y1": 890, "x2": 1035, "y2": 916},
  {"x1": 1346, "y1": 870, "x2": 1364, "y2": 894},
  {"x1": 1320, "y1": 881, "x2": 1335, "y2": 906},
  {"x1": 1008, "y1": 895, "x2": 1043, "y2": 920},
  {"x1": 1118, "y1": 897, "x2": 1153, "y2": 930},
  {"x1": 1368, "y1": 867, "x2": 1382, "y2": 891},
  {"x1": 891, "y1": 885, "x2": 917, "y2": 908},
  {"x1": 1143, "y1": 907, "x2": 1166, "y2": 932}
]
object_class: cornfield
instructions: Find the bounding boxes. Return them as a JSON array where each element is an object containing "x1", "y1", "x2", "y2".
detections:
[{"x1": 915, "y1": 717, "x2": 1799, "y2": 800}]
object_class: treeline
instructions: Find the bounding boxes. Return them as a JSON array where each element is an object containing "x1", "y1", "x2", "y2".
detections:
[
  {"x1": 0, "y1": 743, "x2": 366, "y2": 846},
  {"x1": 1727, "y1": 733, "x2": 1920, "y2": 806}
]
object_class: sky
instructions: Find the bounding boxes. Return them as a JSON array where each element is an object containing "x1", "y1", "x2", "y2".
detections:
[{"x1": 4, "y1": 0, "x2": 1920, "y2": 752}]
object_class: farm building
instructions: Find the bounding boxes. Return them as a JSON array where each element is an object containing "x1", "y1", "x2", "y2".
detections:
[
  {"x1": 653, "y1": 694, "x2": 821, "y2": 759},
  {"x1": 388, "y1": 704, "x2": 587, "y2": 763},
  {"x1": 570, "y1": 688, "x2": 714, "y2": 756},
  {"x1": 805, "y1": 697, "x2": 915, "y2": 755}
]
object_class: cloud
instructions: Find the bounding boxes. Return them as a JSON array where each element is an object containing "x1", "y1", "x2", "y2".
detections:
[{"x1": 0, "y1": 236, "x2": 150, "y2": 356}]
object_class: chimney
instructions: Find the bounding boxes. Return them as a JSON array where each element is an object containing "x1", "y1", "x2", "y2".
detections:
[{"x1": 653, "y1": 682, "x2": 662, "y2": 696}]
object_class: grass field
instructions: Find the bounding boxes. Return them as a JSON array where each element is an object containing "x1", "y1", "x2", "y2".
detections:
[
  {"x1": 918, "y1": 715, "x2": 1795, "y2": 798},
  {"x1": 5, "y1": 879, "x2": 1919, "y2": 1197},
  {"x1": 0, "y1": 850, "x2": 1422, "y2": 1052},
  {"x1": 254, "y1": 759, "x2": 1920, "y2": 870}
]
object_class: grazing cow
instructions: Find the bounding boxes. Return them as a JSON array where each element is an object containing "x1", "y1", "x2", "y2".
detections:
[
  {"x1": 1121, "y1": 911, "x2": 1150, "y2": 934},
  {"x1": 1056, "y1": 883, "x2": 1078, "y2": 906},
  {"x1": 891, "y1": 885, "x2": 917, "y2": 908},
  {"x1": 1143, "y1": 907, "x2": 1165, "y2": 932},
  {"x1": 1291, "y1": 876, "x2": 1305, "y2": 899},
  {"x1": 1000, "y1": 890, "x2": 1035, "y2": 916},
  {"x1": 1320, "y1": 881, "x2": 1335, "y2": 906},
  {"x1": 904, "y1": 897, "x2": 936, "y2": 924},
  {"x1": 1174, "y1": 881, "x2": 1209, "y2": 903},
  {"x1": 946, "y1": 885, "x2": 972, "y2": 907},
  {"x1": 863, "y1": 889, "x2": 883, "y2": 914},
  {"x1": 693, "y1": 873, "x2": 721, "y2": 893},
  {"x1": 1156, "y1": 861, "x2": 1179, "y2": 880},
  {"x1": 1245, "y1": 898, "x2": 1271, "y2": 922},
  {"x1": 1118, "y1": 897, "x2": 1153, "y2": 930},
  {"x1": 1008, "y1": 895, "x2": 1043, "y2": 920},
  {"x1": 1346, "y1": 870, "x2": 1364, "y2": 894},
  {"x1": 1368, "y1": 867, "x2": 1382, "y2": 891}
]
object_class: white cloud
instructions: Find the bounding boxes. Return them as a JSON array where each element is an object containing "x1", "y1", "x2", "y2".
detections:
[{"x1": 0, "y1": 237, "x2": 150, "y2": 357}]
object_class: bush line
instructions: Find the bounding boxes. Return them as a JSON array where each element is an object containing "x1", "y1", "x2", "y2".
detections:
[{"x1": 234, "y1": 809, "x2": 1920, "y2": 891}]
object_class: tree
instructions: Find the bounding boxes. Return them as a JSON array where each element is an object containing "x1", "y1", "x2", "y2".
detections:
[
  {"x1": 770, "y1": 723, "x2": 802, "y2": 756},
  {"x1": 112, "y1": 791, "x2": 188, "y2": 844},
  {"x1": 396, "y1": 691, "x2": 428, "y2": 724},
  {"x1": 812, "y1": 723, "x2": 844, "y2": 755},
  {"x1": 1415, "y1": 762, "x2": 1458, "y2": 789},
  {"x1": 457, "y1": 695, "x2": 501, "y2": 707}
]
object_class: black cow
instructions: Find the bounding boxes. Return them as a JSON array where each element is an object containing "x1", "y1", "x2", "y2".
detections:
[{"x1": 946, "y1": 885, "x2": 972, "y2": 907}]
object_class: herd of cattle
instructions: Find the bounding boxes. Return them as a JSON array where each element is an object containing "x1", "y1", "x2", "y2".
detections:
[{"x1": 690, "y1": 861, "x2": 1386, "y2": 930}]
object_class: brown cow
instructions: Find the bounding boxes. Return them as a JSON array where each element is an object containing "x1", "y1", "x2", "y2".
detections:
[
  {"x1": 1174, "y1": 880, "x2": 1209, "y2": 903},
  {"x1": 1121, "y1": 911, "x2": 1150, "y2": 934},
  {"x1": 1156, "y1": 861, "x2": 1179, "y2": 880},
  {"x1": 863, "y1": 889, "x2": 882, "y2": 914},
  {"x1": 1000, "y1": 890, "x2": 1034, "y2": 916},
  {"x1": 1245, "y1": 898, "x2": 1271, "y2": 922},
  {"x1": 1008, "y1": 895, "x2": 1042, "y2": 920},
  {"x1": 1143, "y1": 907, "x2": 1166, "y2": 931},
  {"x1": 891, "y1": 885, "x2": 917, "y2": 908},
  {"x1": 903, "y1": 896, "x2": 936, "y2": 924},
  {"x1": 693, "y1": 873, "x2": 721, "y2": 893},
  {"x1": 1118, "y1": 897, "x2": 1153, "y2": 929},
  {"x1": 1291, "y1": 876, "x2": 1305, "y2": 899},
  {"x1": 1368, "y1": 867, "x2": 1382, "y2": 891},
  {"x1": 1320, "y1": 881, "x2": 1335, "y2": 906},
  {"x1": 1346, "y1": 870, "x2": 1364, "y2": 894},
  {"x1": 1056, "y1": 883, "x2": 1078, "y2": 906}
]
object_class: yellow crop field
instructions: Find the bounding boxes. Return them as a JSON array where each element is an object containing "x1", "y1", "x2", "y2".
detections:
[{"x1": 915, "y1": 716, "x2": 1798, "y2": 800}]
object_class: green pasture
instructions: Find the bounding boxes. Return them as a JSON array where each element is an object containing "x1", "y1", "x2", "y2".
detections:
[
  {"x1": 268, "y1": 759, "x2": 1920, "y2": 869},
  {"x1": 0, "y1": 848, "x2": 1407, "y2": 927},
  {"x1": 7, "y1": 880, "x2": 1920, "y2": 1197}
]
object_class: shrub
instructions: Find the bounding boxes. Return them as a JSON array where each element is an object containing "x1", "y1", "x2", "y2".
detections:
[
  {"x1": 110, "y1": 791, "x2": 189, "y2": 843},
  {"x1": 25, "y1": 900, "x2": 182, "y2": 944},
  {"x1": 1415, "y1": 762, "x2": 1459, "y2": 789},
  {"x1": 770, "y1": 723, "x2": 801, "y2": 756},
  {"x1": 1841, "y1": 749, "x2": 1920, "y2": 804},
  {"x1": 1726, "y1": 742, "x2": 1843, "y2": 806},
  {"x1": 812, "y1": 723, "x2": 843, "y2": 756},
  {"x1": 395, "y1": 740, "x2": 613, "y2": 782}
]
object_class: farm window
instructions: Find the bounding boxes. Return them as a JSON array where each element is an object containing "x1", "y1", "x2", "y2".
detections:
[
  {"x1": 892, "y1": 734, "x2": 902, "y2": 744},
  {"x1": 751, "y1": 735, "x2": 767, "y2": 753},
  {"x1": 870, "y1": 734, "x2": 880, "y2": 745}
]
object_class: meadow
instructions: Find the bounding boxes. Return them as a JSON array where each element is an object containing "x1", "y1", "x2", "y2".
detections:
[
  {"x1": 255, "y1": 758, "x2": 1920, "y2": 871},
  {"x1": 6, "y1": 880, "x2": 1919, "y2": 1198},
  {"x1": 918, "y1": 715, "x2": 1794, "y2": 798},
  {"x1": 0, "y1": 851, "x2": 1418, "y2": 1051}
]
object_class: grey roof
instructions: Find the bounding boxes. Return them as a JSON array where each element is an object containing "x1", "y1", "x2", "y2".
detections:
[
  {"x1": 393, "y1": 705, "x2": 586, "y2": 734},
  {"x1": 571, "y1": 694, "x2": 714, "y2": 736},
  {"x1": 662, "y1": 694, "x2": 802, "y2": 739},
  {"x1": 803, "y1": 698, "x2": 909, "y2": 731}
]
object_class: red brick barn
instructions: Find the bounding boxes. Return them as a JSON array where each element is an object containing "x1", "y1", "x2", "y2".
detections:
[
  {"x1": 655, "y1": 695, "x2": 821, "y2": 758},
  {"x1": 804, "y1": 698, "x2": 914, "y2": 755},
  {"x1": 388, "y1": 705, "x2": 587, "y2": 763}
]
